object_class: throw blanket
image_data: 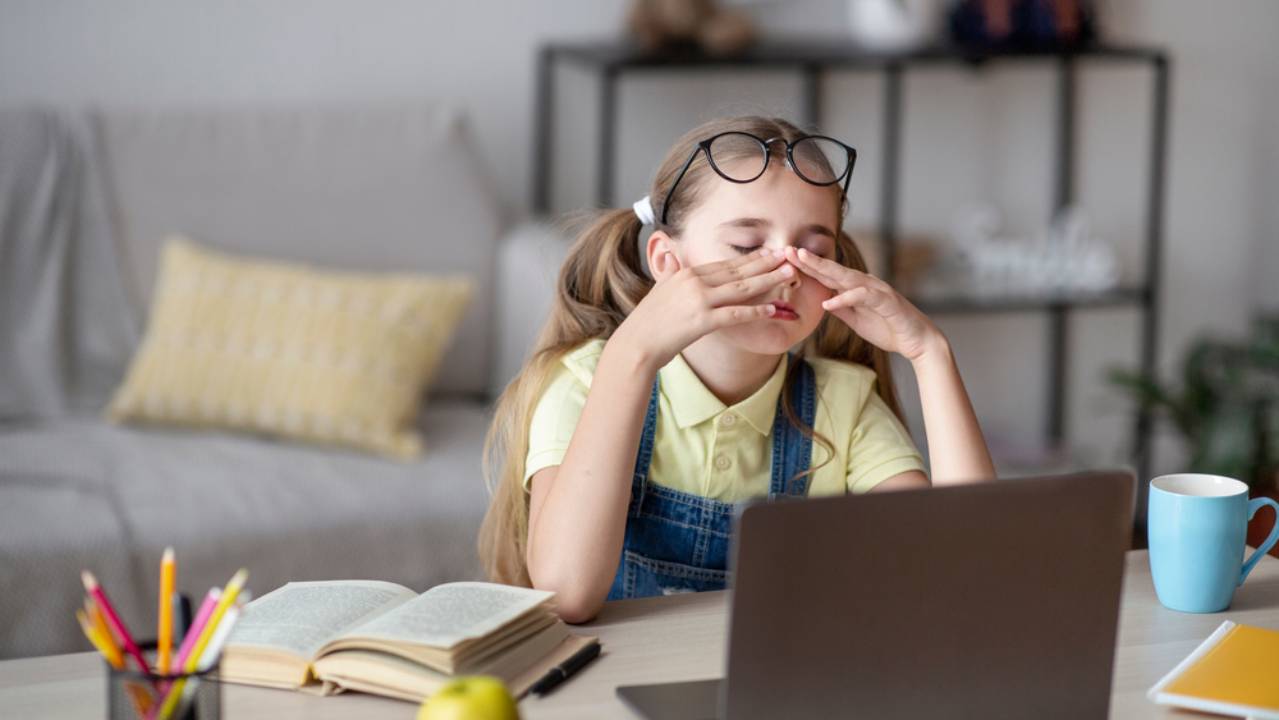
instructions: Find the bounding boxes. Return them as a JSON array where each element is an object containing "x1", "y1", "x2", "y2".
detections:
[{"x1": 0, "y1": 108, "x2": 139, "y2": 420}]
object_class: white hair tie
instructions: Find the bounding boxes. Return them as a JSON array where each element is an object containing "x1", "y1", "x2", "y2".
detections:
[{"x1": 632, "y1": 195, "x2": 656, "y2": 226}]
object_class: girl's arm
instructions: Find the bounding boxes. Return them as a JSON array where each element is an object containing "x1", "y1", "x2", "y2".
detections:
[
  {"x1": 527, "y1": 249, "x2": 792, "y2": 623},
  {"x1": 910, "y1": 335, "x2": 995, "y2": 484},
  {"x1": 526, "y1": 339, "x2": 656, "y2": 624},
  {"x1": 786, "y1": 247, "x2": 996, "y2": 487},
  {"x1": 871, "y1": 336, "x2": 995, "y2": 491}
]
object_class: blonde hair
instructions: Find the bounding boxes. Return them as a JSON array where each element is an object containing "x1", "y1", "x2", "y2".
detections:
[{"x1": 477, "y1": 116, "x2": 907, "y2": 587}]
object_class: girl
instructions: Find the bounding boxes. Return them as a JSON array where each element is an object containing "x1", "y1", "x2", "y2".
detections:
[{"x1": 479, "y1": 116, "x2": 995, "y2": 623}]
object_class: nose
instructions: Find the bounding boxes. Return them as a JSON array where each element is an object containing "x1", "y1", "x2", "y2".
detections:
[{"x1": 782, "y1": 260, "x2": 801, "y2": 289}]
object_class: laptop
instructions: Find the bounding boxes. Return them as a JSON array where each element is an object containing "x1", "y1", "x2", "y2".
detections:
[{"x1": 615, "y1": 471, "x2": 1135, "y2": 720}]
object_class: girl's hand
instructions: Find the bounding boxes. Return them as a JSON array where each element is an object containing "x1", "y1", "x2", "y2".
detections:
[
  {"x1": 613, "y1": 248, "x2": 794, "y2": 373},
  {"x1": 785, "y1": 246, "x2": 943, "y2": 364}
]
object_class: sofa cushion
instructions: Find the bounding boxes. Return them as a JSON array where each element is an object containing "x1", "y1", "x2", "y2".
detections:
[
  {"x1": 0, "y1": 398, "x2": 494, "y2": 659},
  {"x1": 107, "y1": 237, "x2": 474, "y2": 459},
  {"x1": 96, "y1": 103, "x2": 504, "y2": 398}
]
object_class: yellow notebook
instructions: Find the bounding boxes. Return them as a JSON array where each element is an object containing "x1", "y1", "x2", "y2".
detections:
[{"x1": 1148, "y1": 621, "x2": 1279, "y2": 719}]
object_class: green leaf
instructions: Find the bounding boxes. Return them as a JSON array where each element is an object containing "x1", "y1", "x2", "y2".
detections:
[
  {"x1": 1103, "y1": 313, "x2": 1279, "y2": 489},
  {"x1": 1182, "y1": 340, "x2": 1224, "y2": 430},
  {"x1": 1191, "y1": 402, "x2": 1257, "y2": 483},
  {"x1": 1106, "y1": 367, "x2": 1189, "y2": 435}
]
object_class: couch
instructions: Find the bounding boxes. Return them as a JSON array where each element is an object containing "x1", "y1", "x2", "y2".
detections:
[{"x1": 0, "y1": 103, "x2": 569, "y2": 659}]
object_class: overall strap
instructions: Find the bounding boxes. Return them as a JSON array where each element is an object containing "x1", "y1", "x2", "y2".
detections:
[
  {"x1": 631, "y1": 355, "x2": 816, "y2": 513},
  {"x1": 627, "y1": 378, "x2": 661, "y2": 518},
  {"x1": 768, "y1": 355, "x2": 817, "y2": 498}
]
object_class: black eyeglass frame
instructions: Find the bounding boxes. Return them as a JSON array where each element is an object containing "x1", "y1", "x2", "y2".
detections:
[{"x1": 658, "y1": 132, "x2": 858, "y2": 227}]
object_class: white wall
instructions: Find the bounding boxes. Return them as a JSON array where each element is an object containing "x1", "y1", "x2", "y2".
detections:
[{"x1": 2, "y1": 0, "x2": 1276, "y2": 478}]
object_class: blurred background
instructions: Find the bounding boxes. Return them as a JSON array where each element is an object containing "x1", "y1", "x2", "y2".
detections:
[
  {"x1": 2, "y1": 0, "x2": 1278, "y2": 658},
  {"x1": 11, "y1": 0, "x2": 1273, "y2": 466}
]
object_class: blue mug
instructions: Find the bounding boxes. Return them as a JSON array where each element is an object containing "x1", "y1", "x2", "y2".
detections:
[{"x1": 1148, "y1": 473, "x2": 1279, "y2": 613}]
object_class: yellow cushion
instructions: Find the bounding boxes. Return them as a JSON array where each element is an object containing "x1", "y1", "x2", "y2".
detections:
[{"x1": 107, "y1": 236, "x2": 473, "y2": 459}]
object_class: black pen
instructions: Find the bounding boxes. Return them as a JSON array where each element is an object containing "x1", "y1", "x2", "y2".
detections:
[{"x1": 529, "y1": 640, "x2": 601, "y2": 697}]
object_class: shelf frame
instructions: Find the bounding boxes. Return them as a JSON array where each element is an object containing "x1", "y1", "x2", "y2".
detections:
[{"x1": 530, "y1": 38, "x2": 1171, "y2": 539}]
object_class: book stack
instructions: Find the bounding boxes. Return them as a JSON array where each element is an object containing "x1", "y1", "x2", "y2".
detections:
[{"x1": 221, "y1": 579, "x2": 597, "y2": 702}]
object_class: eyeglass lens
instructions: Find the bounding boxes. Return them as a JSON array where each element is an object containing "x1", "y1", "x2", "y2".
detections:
[
  {"x1": 705, "y1": 133, "x2": 849, "y2": 186},
  {"x1": 790, "y1": 136, "x2": 848, "y2": 185}
]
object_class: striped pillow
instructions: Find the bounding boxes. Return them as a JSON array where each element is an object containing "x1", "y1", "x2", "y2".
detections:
[{"x1": 107, "y1": 236, "x2": 473, "y2": 459}]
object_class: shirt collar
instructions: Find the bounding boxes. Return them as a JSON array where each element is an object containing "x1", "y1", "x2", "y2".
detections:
[{"x1": 659, "y1": 352, "x2": 789, "y2": 436}]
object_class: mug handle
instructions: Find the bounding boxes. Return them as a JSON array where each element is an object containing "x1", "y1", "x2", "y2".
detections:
[{"x1": 1239, "y1": 496, "x2": 1279, "y2": 585}]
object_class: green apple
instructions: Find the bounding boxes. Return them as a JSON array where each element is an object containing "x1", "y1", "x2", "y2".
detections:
[{"x1": 417, "y1": 675, "x2": 520, "y2": 720}]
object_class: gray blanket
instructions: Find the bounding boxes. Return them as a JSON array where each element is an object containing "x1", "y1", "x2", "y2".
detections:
[{"x1": 0, "y1": 108, "x2": 139, "y2": 420}]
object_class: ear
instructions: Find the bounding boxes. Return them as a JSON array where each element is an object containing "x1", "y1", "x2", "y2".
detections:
[{"x1": 644, "y1": 230, "x2": 683, "y2": 281}]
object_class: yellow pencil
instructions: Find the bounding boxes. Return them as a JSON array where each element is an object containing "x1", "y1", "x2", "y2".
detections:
[
  {"x1": 76, "y1": 610, "x2": 123, "y2": 669},
  {"x1": 158, "y1": 547, "x2": 175, "y2": 674},
  {"x1": 85, "y1": 600, "x2": 124, "y2": 669},
  {"x1": 182, "y1": 568, "x2": 248, "y2": 673}
]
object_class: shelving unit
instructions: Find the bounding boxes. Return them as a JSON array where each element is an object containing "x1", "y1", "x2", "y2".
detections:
[{"x1": 530, "y1": 37, "x2": 1170, "y2": 537}]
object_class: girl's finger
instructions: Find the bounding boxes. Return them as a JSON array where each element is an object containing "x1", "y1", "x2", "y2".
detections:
[
  {"x1": 792, "y1": 247, "x2": 868, "y2": 289},
  {"x1": 706, "y1": 262, "x2": 795, "y2": 305},
  {"x1": 822, "y1": 286, "x2": 890, "y2": 313},
  {"x1": 706, "y1": 303, "x2": 777, "y2": 329},
  {"x1": 803, "y1": 247, "x2": 898, "y2": 296},
  {"x1": 784, "y1": 247, "x2": 846, "y2": 290},
  {"x1": 694, "y1": 248, "x2": 784, "y2": 285}
]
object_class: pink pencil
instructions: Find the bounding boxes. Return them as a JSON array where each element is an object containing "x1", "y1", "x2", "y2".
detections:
[
  {"x1": 172, "y1": 588, "x2": 221, "y2": 673},
  {"x1": 81, "y1": 571, "x2": 150, "y2": 673}
]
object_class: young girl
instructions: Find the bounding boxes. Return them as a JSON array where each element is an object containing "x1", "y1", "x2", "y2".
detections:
[{"x1": 479, "y1": 116, "x2": 995, "y2": 623}]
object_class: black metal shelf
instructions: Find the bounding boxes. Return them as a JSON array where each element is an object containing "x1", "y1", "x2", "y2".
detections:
[
  {"x1": 530, "y1": 36, "x2": 1170, "y2": 538},
  {"x1": 550, "y1": 37, "x2": 1165, "y2": 70},
  {"x1": 911, "y1": 285, "x2": 1149, "y2": 315}
]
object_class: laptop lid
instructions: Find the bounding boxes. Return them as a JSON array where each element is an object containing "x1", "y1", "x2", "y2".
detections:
[{"x1": 720, "y1": 471, "x2": 1135, "y2": 720}]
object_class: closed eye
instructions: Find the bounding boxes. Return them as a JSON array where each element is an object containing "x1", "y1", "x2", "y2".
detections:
[
  {"x1": 806, "y1": 238, "x2": 835, "y2": 257},
  {"x1": 729, "y1": 245, "x2": 759, "y2": 254}
]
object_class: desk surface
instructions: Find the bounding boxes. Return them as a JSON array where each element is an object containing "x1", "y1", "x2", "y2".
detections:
[{"x1": 4, "y1": 550, "x2": 1277, "y2": 719}]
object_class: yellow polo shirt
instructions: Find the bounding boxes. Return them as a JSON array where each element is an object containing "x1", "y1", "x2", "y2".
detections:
[{"x1": 522, "y1": 339, "x2": 926, "y2": 501}]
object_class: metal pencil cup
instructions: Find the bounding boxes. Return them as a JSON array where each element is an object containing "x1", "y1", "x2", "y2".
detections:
[{"x1": 106, "y1": 655, "x2": 221, "y2": 720}]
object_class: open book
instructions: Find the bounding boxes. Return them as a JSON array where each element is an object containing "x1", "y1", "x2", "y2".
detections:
[{"x1": 221, "y1": 580, "x2": 598, "y2": 703}]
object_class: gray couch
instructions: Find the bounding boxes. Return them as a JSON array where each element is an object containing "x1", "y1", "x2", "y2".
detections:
[{"x1": 0, "y1": 104, "x2": 568, "y2": 659}]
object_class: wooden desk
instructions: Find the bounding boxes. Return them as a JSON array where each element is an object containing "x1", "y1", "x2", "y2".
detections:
[{"x1": 4, "y1": 551, "x2": 1277, "y2": 719}]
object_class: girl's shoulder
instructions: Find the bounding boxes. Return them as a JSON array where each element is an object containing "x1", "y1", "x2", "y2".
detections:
[
  {"x1": 557, "y1": 337, "x2": 608, "y2": 386},
  {"x1": 804, "y1": 355, "x2": 880, "y2": 407}
]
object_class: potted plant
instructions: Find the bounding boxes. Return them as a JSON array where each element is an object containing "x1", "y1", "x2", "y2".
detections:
[{"x1": 1109, "y1": 315, "x2": 1279, "y2": 557}]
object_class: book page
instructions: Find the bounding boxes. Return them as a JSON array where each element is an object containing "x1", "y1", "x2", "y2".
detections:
[
  {"x1": 341, "y1": 582, "x2": 555, "y2": 650},
  {"x1": 228, "y1": 580, "x2": 417, "y2": 658}
]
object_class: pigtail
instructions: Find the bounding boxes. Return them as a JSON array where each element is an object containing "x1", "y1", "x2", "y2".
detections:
[
  {"x1": 478, "y1": 208, "x2": 651, "y2": 587},
  {"x1": 547, "y1": 209, "x2": 652, "y2": 339}
]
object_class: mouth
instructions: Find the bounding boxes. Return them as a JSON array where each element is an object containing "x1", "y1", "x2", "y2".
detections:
[{"x1": 769, "y1": 301, "x2": 799, "y2": 321}]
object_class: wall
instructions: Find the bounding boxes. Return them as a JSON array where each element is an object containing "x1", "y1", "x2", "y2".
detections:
[{"x1": 2, "y1": 0, "x2": 1276, "y2": 478}]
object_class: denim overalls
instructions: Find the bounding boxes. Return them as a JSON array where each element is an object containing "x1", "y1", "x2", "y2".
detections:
[{"x1": 605, "y1": 355, "x2": 817, "y2": 600}]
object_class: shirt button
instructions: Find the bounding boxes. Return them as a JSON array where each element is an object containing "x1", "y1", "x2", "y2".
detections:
[
  {"x1": 714, "y1": 454, "x2": 732, "y2": 471},
  {"x1": 719, "y1": 413, "x2": 737, "y2": 427}
]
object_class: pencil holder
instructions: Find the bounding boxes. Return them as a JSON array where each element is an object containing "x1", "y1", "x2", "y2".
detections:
[{"x1": 105, "y1": 641, "x2": 221, "y2": 720}]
